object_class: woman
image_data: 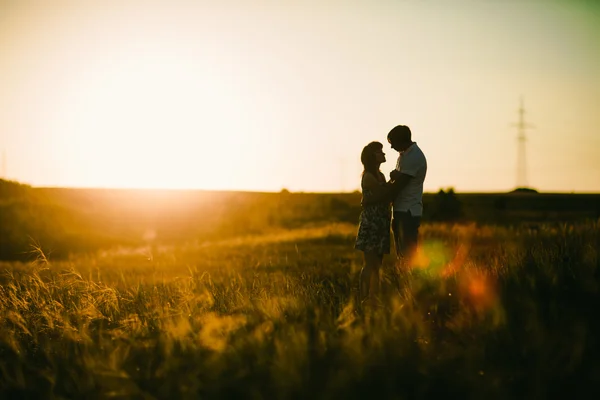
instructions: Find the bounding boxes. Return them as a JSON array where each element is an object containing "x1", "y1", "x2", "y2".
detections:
[{"x1": 355, "y1": 141, "x2": 395, "y2": 306}]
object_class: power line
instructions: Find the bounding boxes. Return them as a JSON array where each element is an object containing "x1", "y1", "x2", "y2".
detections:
[{"x1": 511, "y1": 97, "x2": 534, "y2": 188}]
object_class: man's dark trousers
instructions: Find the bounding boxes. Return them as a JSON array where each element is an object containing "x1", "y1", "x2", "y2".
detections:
[{"x1": 392, "y1": 211, "x2": 421, "y2": 260}]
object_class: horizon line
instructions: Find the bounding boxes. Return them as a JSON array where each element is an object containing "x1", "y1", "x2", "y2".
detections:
[{"x1": 2, "y1": 180, "x2": 599, "y2": 196}]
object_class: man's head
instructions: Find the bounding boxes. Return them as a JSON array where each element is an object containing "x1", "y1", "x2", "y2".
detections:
[{"x1": 387, "y1": 125, "x2": 412, "y2": 152}]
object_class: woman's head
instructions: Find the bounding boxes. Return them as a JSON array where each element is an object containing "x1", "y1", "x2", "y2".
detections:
[{"x1": 361, "y1": 141, "x2": 386, "y2": 175}]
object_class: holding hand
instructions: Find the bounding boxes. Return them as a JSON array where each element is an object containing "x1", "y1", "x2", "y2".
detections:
[{"x1": 390, "y1": 169, "x2": 401, "y2": 181}]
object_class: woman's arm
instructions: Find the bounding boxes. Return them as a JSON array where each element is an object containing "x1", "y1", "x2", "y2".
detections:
[{"x1": 361, "y1": 173, "x2": 393, "y2": 205}]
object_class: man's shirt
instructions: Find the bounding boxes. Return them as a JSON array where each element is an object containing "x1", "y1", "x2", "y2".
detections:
[{"x1": 393, "y1": 142, "x2": 427, "y2": 216}]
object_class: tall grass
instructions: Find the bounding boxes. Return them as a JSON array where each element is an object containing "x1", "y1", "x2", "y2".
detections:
[{"x1": 1, "y1": 221, "x2": 599, "y2": 399}]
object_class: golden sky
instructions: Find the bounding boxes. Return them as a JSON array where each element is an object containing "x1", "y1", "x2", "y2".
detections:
[{"x1": 1, "y1": 0, "x2": 599, "y2": 192}]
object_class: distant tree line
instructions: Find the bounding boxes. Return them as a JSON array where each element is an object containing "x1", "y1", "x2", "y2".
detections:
[
  {"x1": 430, "y1": 188, "x2": 463, "y2": 222},
  {"x1": 1, "y1": 179, "x2": 598, "y2": 261}
]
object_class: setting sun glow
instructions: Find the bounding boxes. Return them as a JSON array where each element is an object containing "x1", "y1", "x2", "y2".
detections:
[{"x1": 1, "y1": 0, "x2": 599, "y2": 192}]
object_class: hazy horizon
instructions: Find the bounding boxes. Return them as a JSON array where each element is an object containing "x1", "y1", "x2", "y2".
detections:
[
  {"x1": 4, "y1": 177, "x2": 600, "y2": 195},
  {"x1": 1, "y1": 0, "x2": 599, "y2": 193}
]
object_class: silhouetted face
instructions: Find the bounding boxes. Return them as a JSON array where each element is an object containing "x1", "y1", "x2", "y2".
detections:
[
  {"x1": 388, "y1": 137, "x2": 410, "y2": 152},
  {"x1": 388, "y1": 137, "x2": 401, "y2": 152},
  {"x1": 375, "y1": 148, "x2": 386, "y2": 164}
]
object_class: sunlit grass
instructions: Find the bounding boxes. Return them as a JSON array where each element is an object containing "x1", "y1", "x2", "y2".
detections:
[{"x1": 1, "y1": 220, "x2": 599, "y2": 398}]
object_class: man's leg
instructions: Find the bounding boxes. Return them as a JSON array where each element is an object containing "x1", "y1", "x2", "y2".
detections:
[
  {"x1": 391, "y1": 212, "x2": 403, "y2": 259},
  {"x1": 402, "y1": 212, "x2": 421, "y2": 263}
]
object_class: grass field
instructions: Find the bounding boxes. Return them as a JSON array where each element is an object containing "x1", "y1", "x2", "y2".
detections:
[
  {"x1": 2, "y1": 178, "x2": 599, "y2": 262},
  {"x1": 1, "y1": 220, "x2": 599, "y2": 399}
]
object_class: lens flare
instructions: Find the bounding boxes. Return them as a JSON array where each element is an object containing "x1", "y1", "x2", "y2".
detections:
[
  {"x1": 459, "y1": 270, "x2": 498, "y2": 312},
  {"x1": 406, "y1": 240, "x2": 452, "y2": 275},
  {"x1": 442, "y1": 243, "x2": 470, "y2": 277}
]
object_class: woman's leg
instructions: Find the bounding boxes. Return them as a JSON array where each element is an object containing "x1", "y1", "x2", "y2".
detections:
[
  {"x1": 360, "y1": 251, "x2": 382, "y2": 303},
  {"x1": 359, "y1": 252, "x2": 373, "y2": 302},
  {"x1": 369, "y1": 253, "x2": 383, "y2": 301}
]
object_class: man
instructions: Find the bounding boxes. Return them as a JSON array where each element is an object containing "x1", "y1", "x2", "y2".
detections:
[{"x1": 387, "y1": 125, "x2": 427, "y2": 262}]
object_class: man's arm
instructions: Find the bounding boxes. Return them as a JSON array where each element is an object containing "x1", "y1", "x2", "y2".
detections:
[{"x1": 389, "y1": 173, "x2": 412, "y2": 199}]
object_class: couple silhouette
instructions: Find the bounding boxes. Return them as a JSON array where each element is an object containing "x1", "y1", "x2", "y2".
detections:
[{"x1": 355, "y1": 125, "x2": 427, "y2": 306}]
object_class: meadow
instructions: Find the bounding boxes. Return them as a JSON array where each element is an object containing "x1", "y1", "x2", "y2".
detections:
[{"x1": 1, "y1": 218, "x2": 599, "y2": 399}]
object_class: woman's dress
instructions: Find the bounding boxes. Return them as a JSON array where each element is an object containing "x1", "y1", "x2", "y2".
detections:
[{"x1": 355, "y1": 182, "x2": 391, "y2": 254}]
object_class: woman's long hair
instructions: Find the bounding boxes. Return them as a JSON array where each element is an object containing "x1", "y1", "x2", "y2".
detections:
[{"x1": 360, "y1": 141, "x2": 384, "y2": 181}]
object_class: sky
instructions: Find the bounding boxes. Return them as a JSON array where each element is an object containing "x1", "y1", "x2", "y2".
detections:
[{"x1": 1, "y1": 0, "x2": 599, "y2": 193}]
